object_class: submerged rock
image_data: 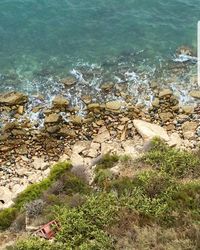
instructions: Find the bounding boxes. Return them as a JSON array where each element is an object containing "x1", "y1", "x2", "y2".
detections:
[
  {"x1": 81, "y1": 95, "x2": 92, "y2": 105},
  {"x1": 101, "y1": 82, "x2": 114, "y2": 92},
  {"x1": 87, "y1": 103, "x2": 100, "y2": 109},
  {"x1": 159, "y1": 89, "x2": 173, "y2": 98},
  {"x1": 0, "y1": 92, "x2": 28, "y2": 106},
  {"x1": 52, "y1": 95, "x2": 69, "y2": 107},
  {"x1": 152, "y1": 98, "x2": 159, "y2": 108},
  {"x1": 60, "y1": 76, "x2": 76, "y2": 86}
]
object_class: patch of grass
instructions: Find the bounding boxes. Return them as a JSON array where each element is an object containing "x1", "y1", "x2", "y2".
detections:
[
  {"x1": 119, "y1": 154, "x2": 132, "y2": 163},
  {"x1": 112, "y1": 224, "x2": 199, "y2": 250},
  {"x1": 169, "y1": 182, "x2": 200, "y2": 225}
]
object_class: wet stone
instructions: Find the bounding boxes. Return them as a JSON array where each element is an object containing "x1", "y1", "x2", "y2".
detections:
[{"x1": 44, "y1": 114, "x2": 61, "y2": 124}]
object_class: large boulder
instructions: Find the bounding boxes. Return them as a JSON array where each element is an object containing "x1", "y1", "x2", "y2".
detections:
[
  {"x1": 0, "y1": 92, "x2": 28, "y2": 106},
  {"x1": 168, "y1": 133, "x2": 183, "y2": 148},
  {"x1": 121, "y1": 140, "x2": 139, "y2": 158},
  {"x1": 72, "y1": 141, "x2": 91, "y2": 154},
  {"x1": 133, "y1": 119, "x2": 169, "y2": 141}
]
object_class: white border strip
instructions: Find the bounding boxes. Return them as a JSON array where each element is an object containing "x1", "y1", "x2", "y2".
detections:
[{"x1": 198, "y1": 21, "x2": 200, "y2": 86}]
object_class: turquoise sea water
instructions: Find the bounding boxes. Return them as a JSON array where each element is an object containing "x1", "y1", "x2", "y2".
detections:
[{"x1": 0, "y1": 0, "x2": 199, "y2": 96}]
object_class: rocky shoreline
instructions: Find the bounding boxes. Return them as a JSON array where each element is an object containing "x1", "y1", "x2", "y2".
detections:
[{"x1": 0, "y1": 84, "x2": 200, "y2": 209}]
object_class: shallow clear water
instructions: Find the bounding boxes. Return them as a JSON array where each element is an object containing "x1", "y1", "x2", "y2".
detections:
[{"x1": 0, "y1": 0, "x2": 199, "y2": 97}]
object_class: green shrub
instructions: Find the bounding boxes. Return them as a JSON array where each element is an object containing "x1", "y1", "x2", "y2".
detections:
[
  {"x1": 5, "y1": 143, "x2": 200, "y2": 249},
  {"x1": 134, "y1": 171, "x2": 175, "y2": 198},
  {"x1": 105, "y1": 170, "x2": 175, "y2": 199},
  {"x1": 15, "y1": 162, "x2": 72, "y2": 209},
  {"x1": 94, "y1": 169, "x2": 114, "y2": 189},
  {"x1": 140, "y1": 138, "x2": 200, "y2": 178},
  {"x1": 14, "y1": 179, "x2": 51, "y2": 210},
  {"x1": 108, "y1": 177, "x2": 137, "y2": 196},
  {"x1": 12, "y1": 237, "x2": 67, "y2": 250},
  {"x1": 61, "y1": 172, "x2": 90, "y2": 194},
  {"x1": 53, "y1": 193, "x2": 118, "y2": 248},
  {"x1": 0, "y1": 207, "x2": 17, "y2": 230},
  {"x1": 170, "y1": 182, "x2": 200, "y2": 221},
  {"x1": 49, "y1": 162, "x2": 72, "y2": 181},
  {"x1": 95, "y1": 153, "x2": 119, "y2": 172}
]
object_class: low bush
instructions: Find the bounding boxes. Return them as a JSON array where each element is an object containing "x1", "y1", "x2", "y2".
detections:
[
  {"x1": 11, "y1": 237, "x2": 66, "y2": 250},
  {"x1": 53, "y1": 193, "x2": 119, "y2": 248},
  {"x1": 10, "y1": 213, "x2": 26, "y2": 232},
  {"x1": 95, "y1": 153, "x2": 119, "y2": 172},
  {"x1": 25, "y1": 199, "x2": 45, "y2": 218},
  {"x1": 48, "y1": 162, "x2": 72, "y2": 181},
  {"x1": 0, "y1": 207, "x2": 17, "y2": 230},
  {"x1": 60, "y1": 172, "x2": 90, "y2": 194},
  {"x1": 140, "y1": 138, "x2": 200, "y2": 178},
  {"x1": 94, "y1": 169, "x2": 114, "y2": 189},
  {"x1": 133, "y1": 171, "x2": 175, "y2": 198}
]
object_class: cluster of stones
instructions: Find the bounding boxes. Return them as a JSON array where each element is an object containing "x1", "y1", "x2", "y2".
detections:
[
  {"x1": 149, "y1": 88, "x2": 200, "y2": 148},
  {"x1": 0, "y1": 87, "x2": 199, "y2": 208}
]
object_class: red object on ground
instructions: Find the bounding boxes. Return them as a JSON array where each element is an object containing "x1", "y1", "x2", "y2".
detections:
[{"x1": 35, "y1": 220, "x2": 60, "y2": 239}]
